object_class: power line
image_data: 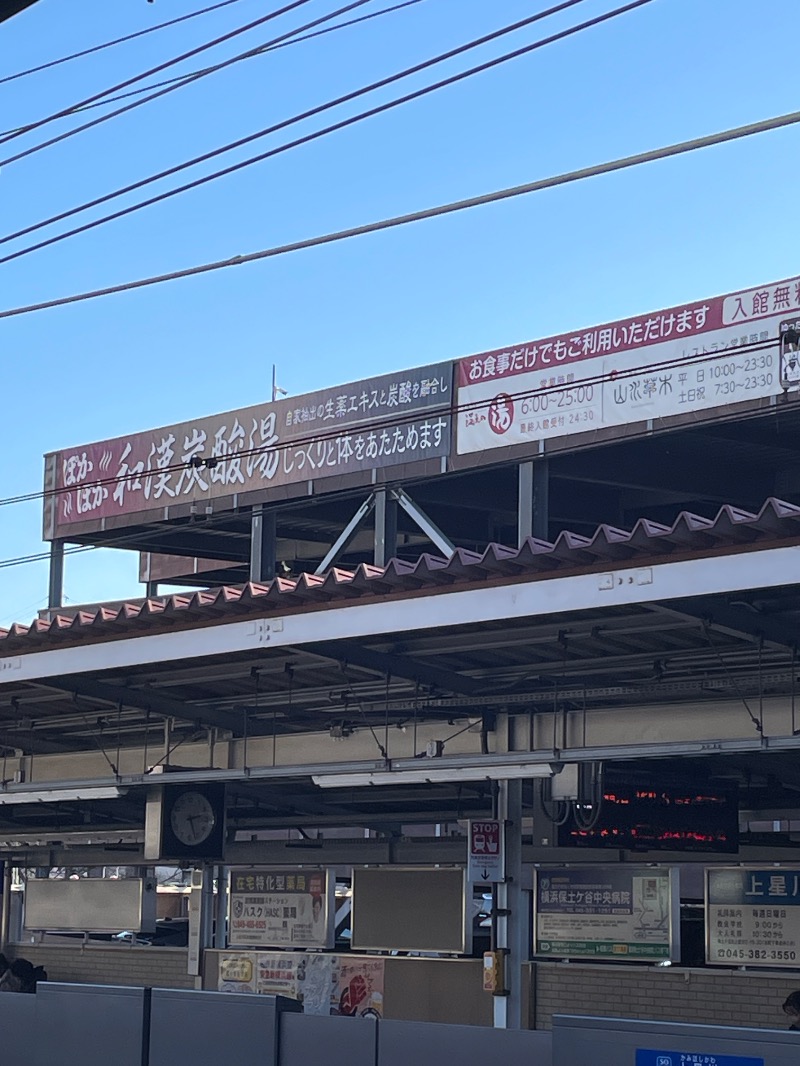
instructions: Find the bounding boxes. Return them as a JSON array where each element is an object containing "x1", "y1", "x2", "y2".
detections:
[
  {"x1": 0, "y1": 0, "x2": 247, "y2": 87},
  {"x1": 0, "y1": 349, "x2": 785, "y2": 580},
  {"x1": 0, "y1": 0, "x2": 622, "y2": 260},
  {"x1": 0, "y1": 0, "x2": 316, "y2": 150},
  {"x1": 0, "y1": 332, "x2": 779, "y2": 513},
  {"x1": 0, "y1": 0, "x2": 379, "y2": 170},
  {"x1": 1, "y1": 105, "x2": 797, "y2": 321},
  {"x1": 0, "y1": 0, "x2": 424, "y2": 140}
]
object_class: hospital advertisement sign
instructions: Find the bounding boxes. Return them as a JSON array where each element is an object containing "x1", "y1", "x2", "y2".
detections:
[{"x1": 534, "y1": 866, "x2": 679, "y2": 962}]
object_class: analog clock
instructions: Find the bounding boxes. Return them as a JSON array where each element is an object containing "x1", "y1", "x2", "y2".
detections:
[{"x1": 169, "y1": 789, "x2": 217, "y2": 846}]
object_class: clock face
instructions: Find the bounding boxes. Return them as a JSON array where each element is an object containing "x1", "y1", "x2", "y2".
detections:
[{"x1": 169, "y1": 790, "x2": 217, "y2": 847}]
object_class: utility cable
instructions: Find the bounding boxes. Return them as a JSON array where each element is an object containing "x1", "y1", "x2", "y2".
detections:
[
  {"x1": 1, "y1": 105, "x2": 797, "y2": 320},
  {"x1": 0, "y1": 335, "x2": 783, "y2": 579},
  {"x1": 20, "y1": 329, "x2": 781, "y2": 510},
  {"x1": 0, "y1": 384, "x2": 788, "y2": 586},
  {"x1": 0, "y1": 0, "x2": 248, "y2": 87},
  {"x1": 0, "y1": 332, "x2": 780, "y2": 517},
  {"x1": 0, "y1": 0, "x2": 379, "y2": 170},
  {"x1": 0, "y1": 0, "x2": 593, "y2": 250},
  {"x1": 0, "y1": 0, "x2": 644, "y2": 262},
  {"x1": 0, "y1": 0, "x2": 316, "y2": 149},
  {"x1": 0, "y1": 0, "x2": 424, "y2": 140}
]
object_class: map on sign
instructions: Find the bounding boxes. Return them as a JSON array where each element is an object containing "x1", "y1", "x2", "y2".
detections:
[{"x1": 467, "y1": 820, "x2": 504, "y2": 883}]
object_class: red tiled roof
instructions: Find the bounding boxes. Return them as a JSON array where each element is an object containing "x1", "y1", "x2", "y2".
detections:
[{"x1": 3, "y1": 497, "x2": 800, "y2": 652}]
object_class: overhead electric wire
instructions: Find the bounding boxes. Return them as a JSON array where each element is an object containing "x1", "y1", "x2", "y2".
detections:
[
  {"x1": 0, "y1": 0, "x2": 380, "y2": 170},
  {"x1": 0, "y1": 0, "x2": 424, "y2": 140},
  {"x1": 0, "y1": 0, "x2": 248, "y2": 87},
  {"x1": 1, "y1": 105, "x2": 797, "y2": 320},
  {"x1": 0, "y1": 0, "x2": 636, "y2": 261},
  {"x1": 0, "y1": 332, "x2": 779, "y2": 516},
  {"x1": 0, "y1": 0, "x2": 316, "y2": 149},
  {"x1": 0, "y1": 349, "x2": 786, "y2": 584}
]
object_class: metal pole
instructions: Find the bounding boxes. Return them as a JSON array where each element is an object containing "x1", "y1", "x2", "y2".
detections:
[
  {"x1": 214, "y1": 865, "x2": 229, "y2": 949},
  {"x1": 493, "y1": 779, "x2": 526, "y2": 1029},
  {"x1": 533, "y1": 458, "x2": 549, "y2": 541},
  {"x1": 374, "y1": 487, "x2": 398, "y2": 567},
  {"x1": 314, "y1": 494, "x2": 375, "y2": 575},
  {"x1": 250, "y1": 504, "x2": 277, "y2": 583},
  {"x1": 48, "y1": 540, "x2": 65, "y2": 610},
  {"x1": 517, "y1": 462, "x2": 533, "y2": 546},
  {"x1": 519, "y1": 459, "x2": 550, "y2": 544},
  {"x1": 0, "y1": 862, "x2": 11, "y2": 952}
]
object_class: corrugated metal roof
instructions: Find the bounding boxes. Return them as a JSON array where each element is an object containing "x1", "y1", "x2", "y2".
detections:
[{"x1": 5, "y1": 497, "x2": 800, "y2": 652}]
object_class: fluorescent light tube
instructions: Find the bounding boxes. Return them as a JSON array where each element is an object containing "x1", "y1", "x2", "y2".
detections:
[
  {"x1": 312, "y1": 762, "x2": 555, "y2": 788},
  {"x1": 0, "y1": 786, "x2": 126, "y2": 804}
]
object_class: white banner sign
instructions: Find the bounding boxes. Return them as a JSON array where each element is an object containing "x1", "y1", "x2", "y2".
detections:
[
  {"x1": 707, "y1": 867, "x2": 800, "y2": 968},
  {"x1": 228, "y1": 868, "x2": 334, "y2": 949},
  {"x1": 457, "y1": 275, "x2": 800, "y2": 454},
  {"x1": 534, "y1": 866, "x2": 679, "y2": 961}
]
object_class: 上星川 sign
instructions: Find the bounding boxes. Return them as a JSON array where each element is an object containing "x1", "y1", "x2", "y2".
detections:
[
  {"x1": 228, "y1": 868, "x2": 334, "y2": 950},
  {"x1": 706, "y1": 867, "x2": 800, "y2": 968},
  {"x1": 534, "y1": 866, "x2": 678, "y2": 961},
  {"x1": 456, "y1": 274, "x2": 800, "y2": 455}
]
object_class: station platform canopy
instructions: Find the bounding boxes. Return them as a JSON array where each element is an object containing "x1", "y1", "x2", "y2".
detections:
[{"x1": 4, "y1": 269, "x2": 800, "y2": 866}]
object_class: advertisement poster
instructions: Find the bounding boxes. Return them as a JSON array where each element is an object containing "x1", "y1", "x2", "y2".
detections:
[
  {"x1": 256, "y1": 953, "x2": 299, "y2": 997},
  {"x1": 229, "y1": 868, "x2": 334, "y2": 949},
  {"x1": 457, "y1": 274, "x2": 800, "y2": 456},
  {"x1": 218, "y1": 952, "x2": 256, "y2": 994},
  {"x1": 333, "y1": 957, "x2": 385, "y2": 1018},
  {"x1": 534, "y1": 867, "x2": 678, "y2": 961},
  {"x1": 217, "y1": 952, "x2": 384, "y2": 1018},
  {"x1": 46, "y1": 363, "x2": 451, "y2": 536},
  {"x1": 706, "y1": 867, "x2": 800, "y2": 967}
]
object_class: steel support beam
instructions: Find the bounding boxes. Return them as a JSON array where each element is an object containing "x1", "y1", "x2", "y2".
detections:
[
  {"x1": 517, "y1": 459, "x2": 550, "y2": 544},
  {"x1": 392, "y1": 487, "x2": 454, "y2": 557},
  {"x1": 374, "y1": 488, "x2": 398, "y2": 568},
  {"x1": 653, "y1": 599, "x2": 800, "y2": 652},
  {"x1": 36, "y1": 676, "x2": 248, "y2": 735},
  {"x1": 494, "y1": 779, "x2": 526, "y2": 1029},
  {"x1": 48, "y1": 540, "x2": 65, "y2": 611},
  {"x1": 314, "y1": 494, "x2": 375, "y2": 575},
  {"x1": 303, "y1": 639, "x2": 480, "y2": 696},
  {"x1": 5, "y1": 546, "x2": 799, "y2": 685},
  {"x1": 250, "y1": 504, "x2": 277, "y2": 584},
  {"x1": 0, "y1": 728, "x2": 81, "y2": 755}
]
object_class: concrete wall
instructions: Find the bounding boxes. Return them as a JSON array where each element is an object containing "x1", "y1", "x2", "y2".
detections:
[
  {"x1": 6, "y1": 943, "x2": 196, "y2": 989},
  {"x1": 533, "y1": 962, "x2": 799, "y2": 1032},
  {"x1": 204, "y1": 951, "x2": 492, "y2": 1026},
  {"x1": 8, "y1": 943, "x2": 800, "y2": 1033}
]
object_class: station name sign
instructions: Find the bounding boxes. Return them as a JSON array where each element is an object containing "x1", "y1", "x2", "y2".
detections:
[{"x1": 706, "y1": 867, "x2": 800, "y2": 968}]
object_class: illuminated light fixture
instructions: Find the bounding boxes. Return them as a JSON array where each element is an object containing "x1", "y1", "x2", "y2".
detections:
[
  {"x1": 0, "y1": 786, "x2": 126, "y2": 805},
  {"x1": 312, "y1": 763, "x2": 557, "y2": 788}
]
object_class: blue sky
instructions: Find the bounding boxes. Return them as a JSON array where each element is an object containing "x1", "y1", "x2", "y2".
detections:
[{"x1": 0, "y1": 0, "x2": 797, "y2": 625}]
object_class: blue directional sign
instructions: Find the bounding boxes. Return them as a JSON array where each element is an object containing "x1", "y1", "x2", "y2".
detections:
[{"x1": 636, "y1": 1050, "x2": 764, "y2": 1066}]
